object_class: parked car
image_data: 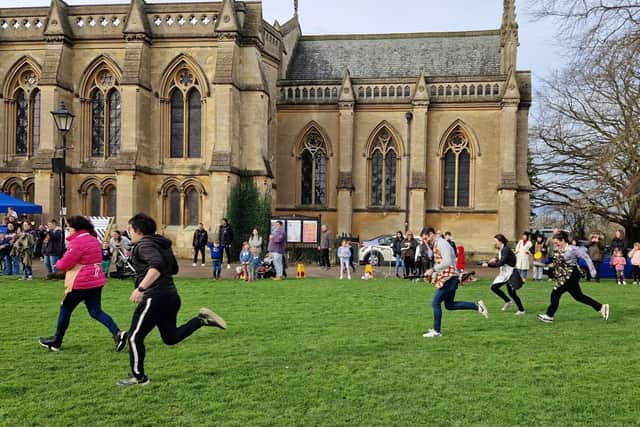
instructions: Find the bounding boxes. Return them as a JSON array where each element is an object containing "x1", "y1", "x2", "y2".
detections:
[{"x1": 358, "y1": 235, "x2": 420, "y2": 266}]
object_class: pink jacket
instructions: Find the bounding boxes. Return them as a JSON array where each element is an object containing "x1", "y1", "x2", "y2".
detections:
[
  {"x1": 610, "y1": 255, "x2": 626, "y2": 272},
  {"x1": 55, "y1": 231, "x2": 106, "y2": 290}
]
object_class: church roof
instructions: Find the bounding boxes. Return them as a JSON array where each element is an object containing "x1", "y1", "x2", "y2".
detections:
[{"x1": 285, "y1": 31, "x2": 502, "y2": 81}]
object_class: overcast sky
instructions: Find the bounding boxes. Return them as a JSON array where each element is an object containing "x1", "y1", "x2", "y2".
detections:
[{"x1": 13, "y1": 0, "x2": 564, "y2": 90}]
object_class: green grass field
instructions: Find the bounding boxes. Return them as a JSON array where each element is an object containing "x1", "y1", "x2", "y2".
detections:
[{"x1": 1, "y1": 276, "x2": 639, "y2": 426}]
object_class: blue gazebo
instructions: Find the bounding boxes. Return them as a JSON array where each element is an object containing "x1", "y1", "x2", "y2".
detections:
[{"x1": 0, "y1": 192, "x2": 43, "y2": 215}]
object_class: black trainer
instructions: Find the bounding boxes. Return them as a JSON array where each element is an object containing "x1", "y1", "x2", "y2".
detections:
[
  {"x1": 114, "y1": 330, "x2": 128, "y2": 352},
  {"x1": 198, "y1": 308, "x2": 227, "y2": 329},
  {"x1": 117, "y1": 374, "x2": 149, "y2": 386},
  {"x1": 39, "y1": 336, "x2": 61, "y2": 352}
]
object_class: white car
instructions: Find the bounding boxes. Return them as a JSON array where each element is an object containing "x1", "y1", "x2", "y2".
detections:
[{"x1": 358, "y1": 236, "x2": 420, "y2": 266}]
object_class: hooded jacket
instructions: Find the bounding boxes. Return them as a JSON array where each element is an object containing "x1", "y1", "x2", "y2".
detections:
[
  {"x1": 55, "y1": 231, "x2": 105, "y2": 290},
  {"x1": 131, "y1": 234, "x2": 179, "y2": 298}
]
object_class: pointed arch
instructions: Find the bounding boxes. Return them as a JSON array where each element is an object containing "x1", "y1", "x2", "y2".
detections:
[
  {"x1": 100, "y1": 177, "x2": 117, "y2": 190},
  {"x1": 79, "y1": 177, "x2": 103, "y2": 195},
  {"x1": 182, "y1": 178, "x2": 208, "y2": 195},
  {"x1": 1, "y1": 177, "x2": 24, "y2": 193},
  {"x1": 437, "y1": 119, "x2": 481, "y2": 158},
  {"x1": 291, "y1": 120, "x2": 333, "y2": 157},
  {"x1": 2, "y1": 56, "x2": 42, "y2": 98},
  {"x1": 160, "y1": 54, "x2": 210, "y2": 97},
  {"x1": 158, "y1": 177, "x2": 183, "y2": 196},
  {"x1": 363, "y1": 121, "x2": 405, "y2": 157},
  {"x1": 78, "y1": 55, "x2": 123, "y2": 98}
]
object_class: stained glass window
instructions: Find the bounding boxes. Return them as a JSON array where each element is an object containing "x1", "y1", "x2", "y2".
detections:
[
  {"x1": 31, "y1": 90, "x2": 40, "y2": 152},
  {"x1": 108, "y1": 90, "x2": 121, "y2": 157},
  {"x1": 300, "y1": 130, "x2": 327, "y2": 206},
  {"x1": 370, "y1": 129, "x2": 397, "y2": 207},
  {"x1": 89, "y1": 186, "x2": 101, "y2": 216},
  {"x1": 187, "y1": 89, "x2": 201, "y2": 158},
  {"x1": 443, "y1": 130, "x2": 471, "y2": 208},
  {"x1": 185, "y1": 188, "x2": 199, "y2": 226},
  {"x1": 104, "y1": 186, "x2": 116, "y2": 217},
  {"x1": 91, "y1": 89, "x2": 105, "y2": 156},
  {"x1": 15, "y1": 88, "x2": 28, "y2": 156},
  {"x1": 170, "y1": 89, "x2": 184, "y2": 158},
  {"x1": 168, "y1": 188, "x2": 180, "y2": 225}
]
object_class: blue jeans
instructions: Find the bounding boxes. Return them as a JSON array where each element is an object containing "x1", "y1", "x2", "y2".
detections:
[
  {"x1": 23, "y1": 264, "x2": 32, "y2": 278},
  {"x1": 44, "y1": 255, "x2": 60, "y2": 274},
  {"x1": 432, "y1": 276, "x2": 478, "y2": 333},
  {"x1": 54, "y1": 287, "x2": 119, "y2": 343},
  {"x1": 4, "y1": 255, "x2": 20, "y2": 275},
  {"x1": 518, "y1": 269, "x2": 528, "y2": 278},
  {"x1": 212, "y1": 259, "x2": 222, "y2": 278},
  {"x1": 272, "y1": 252, "x2": 283, "y2": 277},
  {"x1": 395, "y1": 254, "x2": 405, "y2": 276}
]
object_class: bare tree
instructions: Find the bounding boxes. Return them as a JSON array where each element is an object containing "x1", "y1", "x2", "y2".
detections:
[
  {"x1": 529, "y1": 0, "x2": 640, "y2": 50},
  {"x1": 530, "y1": 40, "x2": 640, "y2": 241}
]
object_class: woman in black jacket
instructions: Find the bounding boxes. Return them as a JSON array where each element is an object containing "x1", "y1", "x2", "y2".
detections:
[
  {"x1": 484, "y1": 234, "x2": 526, "y2": 315},
  {"x1": 392, "y1": 231, "x2": 404, "y2": 278}
]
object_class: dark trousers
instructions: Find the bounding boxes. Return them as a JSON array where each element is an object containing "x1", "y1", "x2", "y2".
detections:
[
  {"x1": 546, "y1": 268, "x2": 602, "y2": 317},
  {"x1": 491, "y1": 282, "x2": 525, "y2": 312},
  {"x1": 403, "y1": 256, "x2": 415, "y2": 276},
  {"x1": 128, "y1": 293, "x2": 202, "y2": 379},
  {"x1": 633, "y1": 266, "x2": 640, "y2": 282},
  {"x1": 431, "y1": 276, "x2": 477, "y2": 333},
  {"x1": 55, "y1": 287, "x2": 119, "y2": 344},
  {"x1": 212, "y1": 259, "x2": 222, "y2": 279},
  {"x1": 224, "y1": 246, "x2": 232, "y2": 265},
  {"x1": 586, "y1": 261, "x2": 601, "y2": 281},
  {"x1": 320, "y1": 249, "x2": 330, "y2": 268},
  {"x1": 193, "y1": 246, "x2": 206, "y2": 264}
]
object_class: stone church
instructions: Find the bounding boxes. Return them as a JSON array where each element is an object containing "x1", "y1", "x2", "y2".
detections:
[{"x1": 0, "y1": 0, "x2": 530, "y2": 255}]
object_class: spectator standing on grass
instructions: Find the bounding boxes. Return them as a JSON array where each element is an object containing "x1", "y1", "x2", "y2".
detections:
[
  {"x1": 610, "y1": 248, "x2": 627, "y2": 286},
  {"x1": 532, "y1": 234, "x2": 547, "y2": 281},
  {"x1": 610, "y1": 229, "x2": 627, "y2": 257},
  {"x1": 118, "y1": 213, "x2": 226, "y2": 386},
  {"x1": 629, "y1": 242, "x2": 640, "y2": 285},
  {"x1": 268, "y1": 220, "x2": 286, "y2": 280},
  {"x1": 249, "y1": 228, "x2": 262, "y2": 257},
  {"x1": 239, "y1": 242, "x2": 251, "y2": 282},
  {"x1": 101, "y1": 241, "x2": 112, "y2": 275},
  {"x1": 5, "y1": 207, "x2": 18, "y2": 222},
  {"x1": 4, "y1": 222, "x2": 19, "y2": 276},
  {"x1": 38, "y1": 216, "x2": 127, "y2": 353},
  {"x1": 392, "y1": 231, "x2": 405, "y2": 278},
  {"x1": 422, "y1": 227, "x2": 488, "y2": 338},
  {"x1": 192, "y1": 223, "x2": 208, "y2": 267},
  {"x1": 0, "y1": 233, "x2": 9, "y2": 273},
  {"x1": 586, "y1": 233, "x2": 603, "y2": 282},
  {"x1": 515, "y1": 231, "x2": 532, "y2": 279},
  {"x1": 12, "y1": 221, "x2": 35, "y2": 280},
  {"x1": 338, "y1": 240, "x2": 351, "y2": 280},
  {"x1": 207, "y1": 240, "x2": 224, "y2": 280},
  {"x1": 218, "y1": 218, "x2": 234, "y2": 269},
  {"x1": 401, "y1": 231, "x2": 417, "y2": 277},
  {"x1": 415, "y1": 235, "x2": 431, "y2": 279},
  {"x1": 43, "y1": 220, "x2": 64, "y2": 274},
  {"x1": 318, "y1": 224, "x2": 332, "y2": 270},
  {"x1": 537, "y1": 231, "x2": 609, "y2": 324},
  {"x1": 249, "y1": 247, "x2": 261, "y2": 282}
]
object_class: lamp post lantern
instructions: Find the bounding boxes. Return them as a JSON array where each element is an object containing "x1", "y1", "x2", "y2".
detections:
[{"x1": 50, "y1": 102, "x2": 74, "y2": 229}]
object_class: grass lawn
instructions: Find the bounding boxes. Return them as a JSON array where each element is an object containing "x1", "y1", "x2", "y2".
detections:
[{"x1": 0, "y1": 276, "x2": 638, "y2": 426}]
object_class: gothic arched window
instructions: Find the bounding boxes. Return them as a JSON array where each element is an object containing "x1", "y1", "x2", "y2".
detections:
[
  {"x1": 104, "y1": 185, "x2": 117, "y2": 217},
  {"x1": 185, "y1": 187, "x2": 200, "y2": 226},
  {"x1": 88, "y1": 185, "x2": 101, "y2": 216},
  {"x1": 167, "y1": 187, "x2": 181, "y2": 225},
  {"x1": 86, "y1": 67, "x2": 121, "y2": 158},
  {"x1": 370, "y1": 128, "x2": 398, "y2": 207},
  {"x1": 442, "y1": 130, "x2": 471, "y2": 208},
  {"x1": 167, "y1": 68, "x2": 202, "y2": 159},
  {"x1": 10, "y1": 66, "x2": 40, "y2": 157},
  {"x1": 300, "y1": 130, "x2": 327, "y2": 206}
]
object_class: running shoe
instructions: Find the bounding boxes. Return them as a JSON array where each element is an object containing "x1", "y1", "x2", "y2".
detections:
[
  {"x1": 38, "y1": 336, "x2": 61, "y2": 352},
  {"x1": 114, "y1": 330, "x2": 128, "y2": 352},
  {"x1": 477, "y1": 300, "x2": 489, "y2": 319},
  {"x1": 198, "y1": 308, "x2": 227, "y2": 329},
  {"x1": 502, "y1": 301, "x2": 513, "y2": 311},
  {"x1": 514, "y1": 310, "x2": 526, "y2": 316},
  {"x1": 422, "y1": 329, "x2": 442, "y2": 338},
  {"x1": 117, "y1": 374, "x2": 149, "y2": 386},
  {"x1": 600, "y1": 304, "x2": 610, "y2": 320},
  {"x1": 537, "y1": 313, "x2": 554, "y2": 323}
]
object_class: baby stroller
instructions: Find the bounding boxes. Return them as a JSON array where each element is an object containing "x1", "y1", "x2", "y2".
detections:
[
  {"x1": 258, "y1": 259, "x2": 275, "y2": 279},
  {"x1": 110, "y1": 246, "x2": 136, "y2": 279}
]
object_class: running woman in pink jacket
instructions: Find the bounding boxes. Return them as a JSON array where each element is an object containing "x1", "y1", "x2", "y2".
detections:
[{"x1": 39, "y1": 216, "x2": 127, "y2": 352}]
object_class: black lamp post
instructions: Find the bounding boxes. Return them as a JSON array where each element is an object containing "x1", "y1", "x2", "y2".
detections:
[
  {"x1": 50, "y1": 102, "x2": 74, "y2": 229},
  {"x1": 405, "y1": 111, "x2": 413, "y2": 230}
]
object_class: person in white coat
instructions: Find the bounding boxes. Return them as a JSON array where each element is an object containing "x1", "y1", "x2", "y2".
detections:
[{"x1": 514, "y1": 231, "x2": 532, "y2": 279}]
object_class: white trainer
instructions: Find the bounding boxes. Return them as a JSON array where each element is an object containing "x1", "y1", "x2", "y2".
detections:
[
  {"x1": 502, "y1": 301, "x2": 513, "y2": 311},
  {"x1": 600, "y1": 304, "x2": 610, "y2": 320},
  {"x1": 192, "y1": 263, "x2": 197, "y2": 267},
  {"x1": 514, "y1": 310, "x2": 526, "y2": 316},
  {"x1": 201, "y1": 263, "x2": 206, "y2": 267},
  {"x1": 422, "y1": 329, "x2": 442, "y2": 338},
  {"x1": 477, "y1": 300, "x2": 489, "y2": 319},
  {"x1": 537, "y1": 313, "x2": 554, "y2": 323}
]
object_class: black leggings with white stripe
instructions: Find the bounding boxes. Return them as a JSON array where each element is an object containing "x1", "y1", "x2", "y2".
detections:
[{"x1": 128, "y1": 293, "x2": 202, "y2": 379}]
